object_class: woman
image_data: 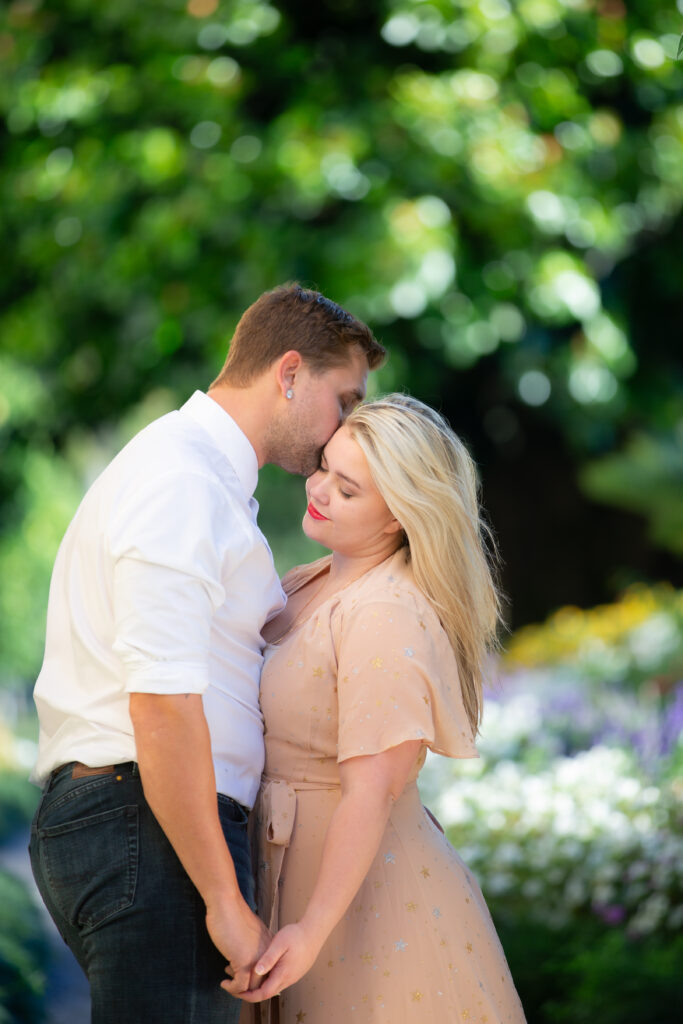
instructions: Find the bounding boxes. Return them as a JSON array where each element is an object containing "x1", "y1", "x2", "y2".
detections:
[{"x1": 233, "y1": 394, "x2": 526, "y2": 1023}]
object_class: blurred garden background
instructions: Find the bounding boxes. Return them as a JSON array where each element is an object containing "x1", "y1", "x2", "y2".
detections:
[{"x1": 1, "y1": 0, "x2": 682, "y2": 1020}]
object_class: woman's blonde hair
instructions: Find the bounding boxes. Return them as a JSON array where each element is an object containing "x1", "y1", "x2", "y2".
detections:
[{"x1": 346, "y1": 393, "x2": 503, "y2": 735}]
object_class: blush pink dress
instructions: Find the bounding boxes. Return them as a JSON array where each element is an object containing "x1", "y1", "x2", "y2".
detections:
[{"x1": 252, "y1": 548, "x2": 526, "y2": 1024}]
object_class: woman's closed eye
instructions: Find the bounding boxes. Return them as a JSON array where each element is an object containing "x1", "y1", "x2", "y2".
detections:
[{"x1": 319, "y1": 455, "x2": 355, "y2": 498}]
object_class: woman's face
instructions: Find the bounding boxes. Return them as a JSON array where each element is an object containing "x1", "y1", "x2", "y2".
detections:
[{"x1": 303, "y1": 424, "x2": 402, "y2": 558}]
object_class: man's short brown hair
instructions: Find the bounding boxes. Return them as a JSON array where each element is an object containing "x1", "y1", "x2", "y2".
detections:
[{"x1": 211, "y1": 283, "x2": 386, "y2": 387}]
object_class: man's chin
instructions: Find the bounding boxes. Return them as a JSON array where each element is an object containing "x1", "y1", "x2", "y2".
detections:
[
  {"x1": 292, "y1": 450, "x2": 323, "y2": 477},
  {"x1": 302, "y1": 456, "x2": 323, "y2": 477},
  {"x1": 273, "y1": 440, "x2": 323, "y2": 477},
  {"x1": 277, "y1": 459, "x2": 318, "y2": 478}
]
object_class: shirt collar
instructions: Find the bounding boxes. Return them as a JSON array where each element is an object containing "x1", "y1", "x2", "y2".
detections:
[{"x1": 180, "y1": 391, "x2": 259, "y2": 499}]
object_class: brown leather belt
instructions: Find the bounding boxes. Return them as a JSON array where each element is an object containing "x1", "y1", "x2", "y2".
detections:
[
  {"x1": 49, "y1": 761, "x2": 136, "y2": 782},
  {"x1": 71, "y1": 762, "x2": 118, "y2": 779}
]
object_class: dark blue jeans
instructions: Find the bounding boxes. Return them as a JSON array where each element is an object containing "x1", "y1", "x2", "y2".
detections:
[{"x1": 29, "y1": 762, "x2": 255, "y2": 1024}]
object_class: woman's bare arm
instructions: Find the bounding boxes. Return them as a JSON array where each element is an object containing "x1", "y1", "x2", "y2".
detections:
[{"x1": 229, "y1": 738, "x2": 422, "y2": 1002}]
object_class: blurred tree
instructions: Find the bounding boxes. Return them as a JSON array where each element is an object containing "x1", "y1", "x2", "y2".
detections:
[{"x1": 0, "y1": 0, "x2": 682, "y2": 682}]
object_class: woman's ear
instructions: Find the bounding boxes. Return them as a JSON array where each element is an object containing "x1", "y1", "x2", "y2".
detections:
[{"x1": 384, "y1": 517, "x2": 403, "y2": 535}]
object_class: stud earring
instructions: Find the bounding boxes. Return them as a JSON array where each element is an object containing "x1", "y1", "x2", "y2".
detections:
[{"x1": 286, "y1": 389, "x2": 294, "y2": 399}]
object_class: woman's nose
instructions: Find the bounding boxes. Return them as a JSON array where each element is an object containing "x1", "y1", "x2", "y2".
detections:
[{"x1": 307, "y1": 472, "x2": 329, "y2": 504}]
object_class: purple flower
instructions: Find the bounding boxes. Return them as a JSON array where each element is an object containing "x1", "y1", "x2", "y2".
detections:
[
  {"x1": 662, "y1": 682, "x2": 683, "y2": 756},
  {"x1": 593, "y1": 903, "x2": 626, "y2": 926}
]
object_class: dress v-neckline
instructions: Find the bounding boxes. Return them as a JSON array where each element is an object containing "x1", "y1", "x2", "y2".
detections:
[{"x1": 265, "y1": 550, "x2": 400, "y2": 648}]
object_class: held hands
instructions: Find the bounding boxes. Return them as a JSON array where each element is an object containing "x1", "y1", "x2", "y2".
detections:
[
  {"x1": 234, "y1": 922, "x2": 322, "y2": 1003},
  {"x1": 206, "y1": 900, "x2": 272, "y2": 996}
]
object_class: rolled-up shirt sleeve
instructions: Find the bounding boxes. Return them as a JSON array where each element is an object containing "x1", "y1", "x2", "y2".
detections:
[{"x1": 110, "y1": 469, "x2": 237, "y2": 695}]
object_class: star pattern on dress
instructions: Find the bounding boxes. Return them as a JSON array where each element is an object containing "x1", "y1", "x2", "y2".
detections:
[
  {"x1": 371, "y1": 656, "x2": 384, "y2": 668},
  {"x1": 405, "y1": 901, "x2": 418, "y2": 912},
  {"x1": 432, "y1": 906, "x2": 442, "y2": 918},
  {"x1": 403, "y1": 647, "x2": 414, "y2": 657},
  {"x1": 412, "y1": 991, "x2": 423, "y2": 1002},
  {"x1": 466, "y1": 942, "x2": 473, "y2": 953},
  {"x1": 394, "y1": 939, "x2": 407, "y2": 952},
  {"x1": 295, "y1": 1013, "x2": 306, "y2": 1023},
  {"x1": 384, "y1": 851, "x2": 396, "y2": 864},
  {"x1": 420, "y1": 866, "x2": 430, "y2": 878},
  {"x1": 312, "y1": 666, "x2": 323, "y2": 677}
]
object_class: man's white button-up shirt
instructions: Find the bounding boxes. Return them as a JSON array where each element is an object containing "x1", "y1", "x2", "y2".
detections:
[{"x1": 32, "y1": 391, "x2": 286, "y2": 807}]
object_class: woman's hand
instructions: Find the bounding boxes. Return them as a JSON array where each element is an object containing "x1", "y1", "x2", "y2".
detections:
[
  {"x1": 208, "y1": 900, "x2": 272, "y2": 997},
  {"x1": 229, "y1": 923, "x2": 321, "y2": 1003}
]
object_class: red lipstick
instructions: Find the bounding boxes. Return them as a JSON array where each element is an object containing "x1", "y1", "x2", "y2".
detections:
[{"x1": 307, "y1": 502, "x2": 329, "y2": 521}]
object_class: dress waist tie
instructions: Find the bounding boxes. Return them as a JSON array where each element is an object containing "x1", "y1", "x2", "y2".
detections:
[{"x1": 258, "y1": 777, "x2": 339, "y2": 932}]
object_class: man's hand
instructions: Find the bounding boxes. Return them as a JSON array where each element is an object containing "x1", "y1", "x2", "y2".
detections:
[
  {"x1": 231, "y1": 922, "x2": 321, "y2": 1002},
  {"x1": 207, "y1": 900, "x2": 272, "y2": 996}
]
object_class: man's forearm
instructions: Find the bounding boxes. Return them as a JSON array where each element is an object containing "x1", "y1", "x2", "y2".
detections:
[
  {"x1": 129, "y1": 692, "x2": 242, "y2": 907},
  {"x1": 130, "y1": 688, "x2": 271, "y2": 992}
]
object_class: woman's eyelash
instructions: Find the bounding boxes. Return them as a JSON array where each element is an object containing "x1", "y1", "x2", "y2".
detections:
[{"x1": 318, "y1": 462, "x2": 351, "y2": 496}]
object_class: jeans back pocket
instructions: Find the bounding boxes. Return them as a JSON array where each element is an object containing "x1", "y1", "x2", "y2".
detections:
[{"x1": 38, "y1": 805, "x2": 139, "y2": 934}]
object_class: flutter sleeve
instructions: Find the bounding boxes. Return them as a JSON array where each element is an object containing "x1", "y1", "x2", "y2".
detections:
[{"x1": 334, "y1": 595, "x2": 479, "y2": 763}]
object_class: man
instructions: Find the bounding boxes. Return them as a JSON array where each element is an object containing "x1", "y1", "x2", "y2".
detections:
[{"x1": 29, "y1": 283, "x2": 385, "y2": 1024}]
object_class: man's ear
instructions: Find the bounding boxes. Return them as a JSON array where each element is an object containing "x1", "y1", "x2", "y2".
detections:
[{"x1": 275, "y1": 350, "x2": 304, "y2": 398}]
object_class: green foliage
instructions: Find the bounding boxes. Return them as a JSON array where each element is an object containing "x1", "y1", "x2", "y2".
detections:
[
  {"x1": 0, "y1": 449, "x2": 84, "y2": 682},
  {"x1": 498, "y1": 918, "x2": 683, "y2": 1024},
  {"x1": 0, "y1": 870, "x2": 47, "y2": 1024},
  {"x1": 580, "y1": 432, "x2": 683, "y2": 556},
  {"x1": 255, "y1": 464, "x2": 324, "y2": 575},
  {"x1": 0, "y1": 773, "x2": 39, "y2": 845},
  {"x1": 0, "y1": 1, "x2": 681, "y2": 668}
]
